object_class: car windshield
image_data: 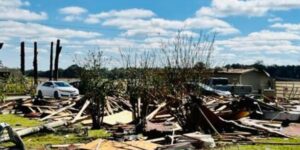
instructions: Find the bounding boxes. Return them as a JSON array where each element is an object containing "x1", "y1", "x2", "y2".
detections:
[{"x1": 54, "y1": 82, "x2": 71, "y2": 87}]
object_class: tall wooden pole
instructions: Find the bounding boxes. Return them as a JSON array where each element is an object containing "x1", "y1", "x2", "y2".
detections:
[
  {"x1": 54, "y1": 39, "x2": 62, "y2": 81},
  {"x1": 33, "y1": 42, "x2": 38, "y2": 85},
  {"x1": 20, "y1": 42, "x2": 25, "y2": 75},
  {"x1": 49, "y1": 42, "x2": 54, "y2": 81}
]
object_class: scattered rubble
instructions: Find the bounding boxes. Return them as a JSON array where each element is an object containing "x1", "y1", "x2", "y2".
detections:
[{"x1": 1, "y1": 91, "x2": 300, "y2": 149}]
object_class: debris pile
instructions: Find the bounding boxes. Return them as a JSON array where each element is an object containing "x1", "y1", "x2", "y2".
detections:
[{"x1": 1, "y1": 92, "x2": 300, "y2": 149}]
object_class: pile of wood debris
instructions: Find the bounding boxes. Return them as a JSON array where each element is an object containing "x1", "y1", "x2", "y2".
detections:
[{"x1": 1, "y1": 93, "x2": 300, "y2": 149}]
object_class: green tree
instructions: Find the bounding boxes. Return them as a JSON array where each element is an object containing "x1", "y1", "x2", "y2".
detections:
[{"x1": 75, "y1": 50, "x2": 110, "y2": 129}]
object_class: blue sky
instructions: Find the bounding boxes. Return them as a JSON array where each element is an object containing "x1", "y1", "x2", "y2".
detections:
[{"x1": 1, "y1": 0, "x2": 300, "y2": 70}]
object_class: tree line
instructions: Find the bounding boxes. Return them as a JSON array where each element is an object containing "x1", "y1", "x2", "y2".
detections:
[
  {"x1": 224, "y1": 61, "x2": 300, "y2": 80},
  {"x1": 24, "y1": 61, "x2": 300, "y2": 80}
]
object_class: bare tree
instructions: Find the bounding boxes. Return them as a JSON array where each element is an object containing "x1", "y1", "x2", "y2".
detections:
[{"x1": 159, "y1": 31, "x2": 216, "y2": 96}]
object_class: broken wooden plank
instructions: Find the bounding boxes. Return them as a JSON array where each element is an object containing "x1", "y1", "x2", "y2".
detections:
[
  {"x1": 70, "y1": 100, "x2": 90, "y2": 124},
  {"x1": 0, "y1": 120, "x2": 67, "y2": 142},
  {"x1": 146, "y1": 102, "x2": 166, "y2": 120},
  {"x1": 40, "y1": 103, "x2": 76, "y2": 121},
  {"x1": 239, "y1": 118, "x2": 288, "y2": 137}
]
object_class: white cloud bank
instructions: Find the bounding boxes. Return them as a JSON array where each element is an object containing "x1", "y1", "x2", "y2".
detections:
[
  {"x1": 59, "y1": 6, "x2": 87, "y2": 15},
  {"x1": 83, "y1": 8, "x2": 239, "y2": 37},
  {"x1": 59, "y1": 6, "x2": 88, "y2": 22},
  {"x1": 0, "y1": 0, "x2": 47, "y2": 21},
  {"x1": 197, "y1": 0, "x2": 300, "y2": 17}
]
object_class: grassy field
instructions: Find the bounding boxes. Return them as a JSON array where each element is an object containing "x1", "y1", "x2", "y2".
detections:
[
  {"x1": 219, "y1": 138, "x2": 300, "y2": 150},
  {"x1": 2, "y1": 114, "x2": 300, "y2": 149},
  {"x1": 0, "y1": 114, "x2": 110, "y2": 149},
  {"x1": 0, "y1": 114, "x2": 42, "y2": 127}
]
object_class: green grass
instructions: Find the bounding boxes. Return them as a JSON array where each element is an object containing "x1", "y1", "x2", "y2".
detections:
[
  {"x1": 88, "y1": 129, "x2": 111, "y2": 139},
  {"x1": 0, "y1": 114, "x2": 42, "y2": 127},
  {"x1": 221, "y1": 138, "x2": 300, "y2": 150},
  {"x1": 1, "y1": 130, "x2": 110, "y2": 149},
  {"x1": 0, "y1": 114, "x2": 111, "y2": 149}
]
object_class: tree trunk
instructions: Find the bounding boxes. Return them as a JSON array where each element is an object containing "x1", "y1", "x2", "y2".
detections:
[
  {"x1": 49, "y1": 42, "x2": 54, "y2": 81},
  {"x1": 91, "y1": 94, "x2": 105, "y2": 129},
  {"x1": 20, "y1": 42, "x2": 25, "y2": 75},
  {"x1": 33, "y1": 42, "x2": 38, "y2": 85},
  {"x1": 54, "y1": 39, "x2": 62, "y2": 81}
]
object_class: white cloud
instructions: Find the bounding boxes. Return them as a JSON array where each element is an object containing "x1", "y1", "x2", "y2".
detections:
[
  {"x1": 268, "y1": 17, "x2": 283, "y2": 23},
  {"x1": 83, "y1": 8, "x2": 238, "y2": 37},
  {"x1": 0, "y1": 0, "x2": 47, "y2": 21},
  {"x1": 184, "y1": 17, "x2": 239, "y2": 35},
  {"x1": 59, "y1": 6, "x2": 87, "y2": 15},
  {"x1": 102, "y1": 16, "x2": 238, "y2": 37},
  {"x1": 216, "y1": 30, "x2": 300, "y2": 53},
  {"x1": 0, "y1": 21, "x2": 101, "y2": 43},
  {"x1": 84, "y1": 17, "x2": 100, "y2": 24},
  {"x1": 59, "y1": 6, "x2": 87, "y2": 22},
  {"x1": 84, "y1": 8, "x2": 155, "y2": 24},
  {"x1": 197, "y1": 0, "x2": 300, "y2": 17},
  {"x1": 271, "y1": 23, "x2": 300, "y2": 32},
  {"x1": 63, "y1": 15, "x2": 82, "y2": 22},
  {"x1": 84, "y1": 38, "x2": 136, "y2": 49}
]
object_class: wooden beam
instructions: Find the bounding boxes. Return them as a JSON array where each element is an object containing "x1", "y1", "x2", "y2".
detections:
[
  {"x1": 146, "y1": 102, "x2": 166, "y2": 120},
  {"x1": 70, "y1": 100, "x2": 90, "y2": 123},
  {"x1": 0, "y1": 120, "x2": 67, "y2": 142},
  {"x1": 40, "y1": 103, "x2": 76, "y2": 121}
]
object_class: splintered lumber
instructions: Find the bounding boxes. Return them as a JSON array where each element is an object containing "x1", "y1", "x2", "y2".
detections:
[
  {"x1": 146, "y1": 102, "x2": 166, "y2": 120},
  {"x1": 239, "y1": 118, "x2": 288, "y2": 137},
  {"x1": 71, "y1": 100, "x2": 90, "y2": 123},
  {"x1": 0, "y1": 101, "x2": 15, "y2": 109},
  {"x1": 106, "y1": 100, "x2": 114, "y2": 115},
  {"x1": 0, "y1": 120, "x2": 67, "y2": 142},
  {"x1": 81, "y1": 110, "x2": 133, "y2": 126},
  {"x1": 103, "y1": 110, "x2": 133, "y2": 125},
  {"x1": 80, "y1": 139, "x2": 161, "y2": 150},
  {"x1": 49, "y1": 144, "x2": 84, "y2": 149},
  {"x1": 182, "y1": 132, "x2": 216, "y2": 148},
  {"x1": 40, "y1": 103, "x2": 76, "y2": 121}
]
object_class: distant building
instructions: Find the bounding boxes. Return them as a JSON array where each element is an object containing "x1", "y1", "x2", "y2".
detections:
[{"x1": 214, "y1": 68, "x2": 272, "y2": 94}]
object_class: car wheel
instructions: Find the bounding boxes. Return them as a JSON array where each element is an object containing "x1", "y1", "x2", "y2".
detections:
[
  {"x1": 54, "y1": 91, "x2": 60, "y2": 99},
  {"x1": 37, "y1": 90, "x2": 43, "y2": 99}
]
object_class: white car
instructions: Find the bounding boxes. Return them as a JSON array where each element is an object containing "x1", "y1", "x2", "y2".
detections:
[{"x1": 37, "y1": 81, "x2": 79, "y2": 99}]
